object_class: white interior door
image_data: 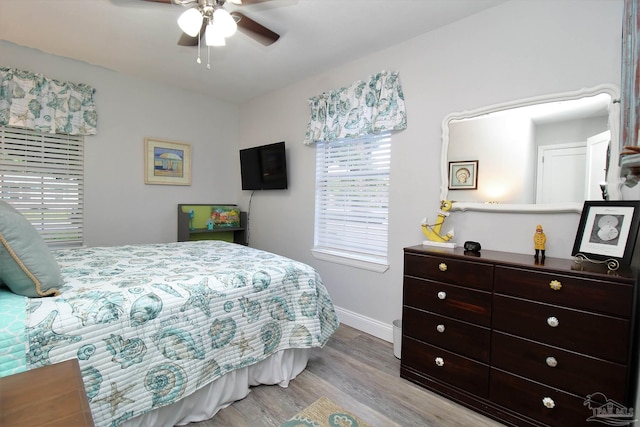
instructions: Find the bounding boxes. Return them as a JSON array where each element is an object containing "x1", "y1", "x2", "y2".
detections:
[
  {"x1": 585, "y1": 130, "x2": 610, "y2": 200},
  {"x1": 536, "y1": 142, "x2": 586, "y2": 203}
]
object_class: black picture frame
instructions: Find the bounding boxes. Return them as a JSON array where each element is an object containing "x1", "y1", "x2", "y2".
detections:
[{"x1": 572, "y1": 200, "x2": 640, "y2": 265}]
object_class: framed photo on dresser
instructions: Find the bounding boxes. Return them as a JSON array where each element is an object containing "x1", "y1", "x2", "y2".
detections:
[{"x1": 572, "y1": 200, "x2": 640, "y2": 265}]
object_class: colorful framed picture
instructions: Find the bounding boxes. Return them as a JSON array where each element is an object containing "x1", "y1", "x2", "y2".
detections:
[
  {"x1": 144, "y1": 138, "x2": 191, "y2": 186},
  {"x1": 210, "y1": 205, "x2": 240, "y2": 228},
  {"x1": 572, "y1": 201, "x2": 640, "y2": 265},
  {"x1": 448, "y1": 160, "x2": 478, "y2": 190}
]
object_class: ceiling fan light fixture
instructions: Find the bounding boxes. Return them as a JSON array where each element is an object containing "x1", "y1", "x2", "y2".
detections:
[
  {"x1": 178, "y1": 8, "x2": 203, "y2": 37},
  {"x1": 213, "y1": 8, "x2": 237, "y2": 38},
  {"x1": 205, "y1": 22, "x2": 226, "y2": 46}
]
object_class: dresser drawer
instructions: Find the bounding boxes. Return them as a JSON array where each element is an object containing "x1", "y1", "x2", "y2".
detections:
[
  {"x1": 403, "y1": 307, "x2": 490, "y2": 362},
  {"x1": 404, "y1": 276, "x2": 492, "y2": 326},
  {"x1": 404, "y1": 253, "x2": 493, "y2": 291},
  {"x1": 495, "y1": 266, "x2": 633, "y2": 317},
  {"x1": 490, "y1": 368, "x2": 599, "y2": 426},
  {"x1": 402, "y1": 336, "x2": 489, "y2": 397},
  {"x1": 493, "y1": 295, "x2": 630, "y2": 364},
  {"x1": 491, "y1": 332, "x2": 627, "y2": 401}
]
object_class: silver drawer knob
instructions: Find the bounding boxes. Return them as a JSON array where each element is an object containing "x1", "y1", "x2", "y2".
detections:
[
  {"x1": 435, "y1": 357, "x2": 444, "y2": 367},
  {"x1": 542, "y1": 397, "x2": 555, "y2": 409},
  {"x1": 437, "y1": 291, "x2": 447, "y2": 300},
  {"x1": 436, "y1": 324, "x2": 446, "y2": 333},
  {"x1": 547, "y1": 316, "x2": 559, "y2": 327},
  {"x1": 546, "y1": 356, "x2": 558, "y2": 368}
]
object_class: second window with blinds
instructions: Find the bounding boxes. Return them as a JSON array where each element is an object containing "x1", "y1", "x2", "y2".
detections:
[{"x1": 312, "y1": 133, "x2": 391, "y2": 272}]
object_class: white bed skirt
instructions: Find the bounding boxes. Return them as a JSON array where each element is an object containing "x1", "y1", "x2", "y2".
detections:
[{"x1": 121, "y1": 348, "x2": 309, "y2": 427}]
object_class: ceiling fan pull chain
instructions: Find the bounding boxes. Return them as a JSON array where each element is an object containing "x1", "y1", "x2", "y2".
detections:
[
  {"x1": 196, "y1": 28, "x2": 202, "y2": 64},
  {"x1": 207, "y1": 46, "x2": 211, "y2": 69}
]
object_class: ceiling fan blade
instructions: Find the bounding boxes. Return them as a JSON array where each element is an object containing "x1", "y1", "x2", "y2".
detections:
[
  {"x1": 177, "y1": 21, "x2": 206, "y2": 46},
  {"x1": 232, "y1": 12, "x2": 280, "y2": 46},
  {"x1": 141, "y1": 0, "x2": 198, "y2": 5},
  {"x1": 228, "y1": 0, "x2": 275, "y2": 4}
]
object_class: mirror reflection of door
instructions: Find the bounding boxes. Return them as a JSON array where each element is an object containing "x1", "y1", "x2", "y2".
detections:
[
  {"x1": 536, "y1": 143, "x2": 586, "y2": 203},
  {"x1": 585, "y1": 130, "x2": 610, "y2": 200},
  {"x1": 535, "y1": 130, "x2": 610, "y2": 203}
]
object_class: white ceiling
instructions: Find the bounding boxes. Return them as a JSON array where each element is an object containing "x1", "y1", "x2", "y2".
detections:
[{"x1": 0, "y1": 0, "x2": 506, "y2": 104}]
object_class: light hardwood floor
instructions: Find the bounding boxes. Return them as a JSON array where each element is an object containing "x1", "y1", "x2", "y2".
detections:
[{"x1": 187, "y1": 324, "x2": 505, "y2": 426}]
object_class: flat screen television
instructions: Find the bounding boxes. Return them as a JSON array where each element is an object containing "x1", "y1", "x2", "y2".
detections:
[{"x1": 239, "y1": 141, "x2": 288, "y2": 190}]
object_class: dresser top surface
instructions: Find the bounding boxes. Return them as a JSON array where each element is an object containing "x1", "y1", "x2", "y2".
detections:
[{"x1": 404, "y1": 245, "x2": 635, "y2": 282}]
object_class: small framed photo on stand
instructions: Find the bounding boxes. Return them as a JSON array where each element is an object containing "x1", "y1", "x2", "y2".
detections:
[{"x1": 572, "y1": 200, "x2": 640, "y2": 269}]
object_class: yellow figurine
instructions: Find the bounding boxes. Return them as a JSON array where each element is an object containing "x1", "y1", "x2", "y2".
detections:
[
  {"x1": 421, "y1": 200, "x2": 455, "y2": 246},
  {"x1": 534, "y1": 224, "x2": 546, "y2": 260}
]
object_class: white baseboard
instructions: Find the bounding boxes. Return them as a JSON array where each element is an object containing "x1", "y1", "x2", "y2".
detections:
[{"x1": 334, "y1": 305, "x2": 396, "y2": 343}]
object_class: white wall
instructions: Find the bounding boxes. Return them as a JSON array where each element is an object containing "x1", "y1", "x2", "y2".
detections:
[
  {"x1": 237, "y1": 0, "x2": 624, "y2": 340},
  {"x1": 0, "y1": 41, "x2": 240, "y2": 247},
  {"x1": 536, "y1": 115, "x2": 609, "y2": 145}
]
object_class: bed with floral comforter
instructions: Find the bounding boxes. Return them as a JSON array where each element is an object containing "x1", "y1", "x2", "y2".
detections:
[{"x1": 0, "y1": 240, "x2": 338, "y2": 427}]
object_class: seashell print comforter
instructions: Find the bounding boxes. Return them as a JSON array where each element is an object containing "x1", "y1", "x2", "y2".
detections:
[{"x1": 8, "y1": 240, "x2": 339, "y2": 427}]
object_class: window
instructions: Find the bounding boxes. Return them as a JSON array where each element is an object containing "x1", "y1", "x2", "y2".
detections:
[
  {"x1": 312, "y1": 133, "x2": 391, "y2": 272},
  {"x1": 0, "y1": 126, "x2": 84, "y2": 248}
]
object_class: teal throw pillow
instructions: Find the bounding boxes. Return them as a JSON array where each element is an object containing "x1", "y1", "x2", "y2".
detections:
[{"x1": 0, "y1": 201, "x2": 62, "y2": 297}]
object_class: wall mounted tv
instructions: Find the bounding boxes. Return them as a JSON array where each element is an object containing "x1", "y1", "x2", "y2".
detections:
[{"x1": 240, "y1": 141, "x2": 288, "y2": 190}]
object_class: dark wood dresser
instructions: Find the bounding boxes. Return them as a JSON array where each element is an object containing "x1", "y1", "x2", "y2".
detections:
[{"x1": 401, "y1": 245, "x2": 638, "y2": 427}]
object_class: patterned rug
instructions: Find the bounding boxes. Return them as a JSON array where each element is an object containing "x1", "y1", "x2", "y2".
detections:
[{"x1": 281, "y1": 397, "x2": 372, "y2": 427}]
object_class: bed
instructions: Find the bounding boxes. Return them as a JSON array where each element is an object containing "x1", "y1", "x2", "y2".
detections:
[{"x1": 0, "y1": 234, "x2": 339, "y2": 427}]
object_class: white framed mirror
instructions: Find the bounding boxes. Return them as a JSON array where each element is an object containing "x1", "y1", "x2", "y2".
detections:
[{"x1": 440, "y1": 84, "x2": 621, "y2": 213}]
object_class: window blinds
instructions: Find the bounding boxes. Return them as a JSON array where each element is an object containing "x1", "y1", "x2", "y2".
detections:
[
  {"x1": 0, "y1": 126, "x2": 84, "y2": 247},
  {"x1": 314, "y1": 133, "x2": 391, "y2": 265}
]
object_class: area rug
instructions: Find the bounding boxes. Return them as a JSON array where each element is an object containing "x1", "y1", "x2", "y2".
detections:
[{"x1": 281, "y1": 396, "x2": 372, "y2": 427}]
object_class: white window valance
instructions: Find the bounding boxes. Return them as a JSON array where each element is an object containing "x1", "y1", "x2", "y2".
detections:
[
  {"x1": 303, "y1": 70, "x2": 407, "y2": 145},
  {"x1": 0, "y1": 67, "x2": 97, "y2": 136}
]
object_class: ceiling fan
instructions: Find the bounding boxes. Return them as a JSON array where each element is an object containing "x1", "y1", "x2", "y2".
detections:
[{"x1": 143, "y1": 0, "x2": 280, "y2": 47}]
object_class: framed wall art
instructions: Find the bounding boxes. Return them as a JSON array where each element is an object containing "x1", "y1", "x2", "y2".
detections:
[
  {"x1": 144, "y1": 138, "x2": 192, "y2": 186},
  {"x1": 448, "y1": 160, "x2": 478, "y2": 190},
  {"x1": 572, "y1": 200, "x2": 640, "y2": 266}
]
